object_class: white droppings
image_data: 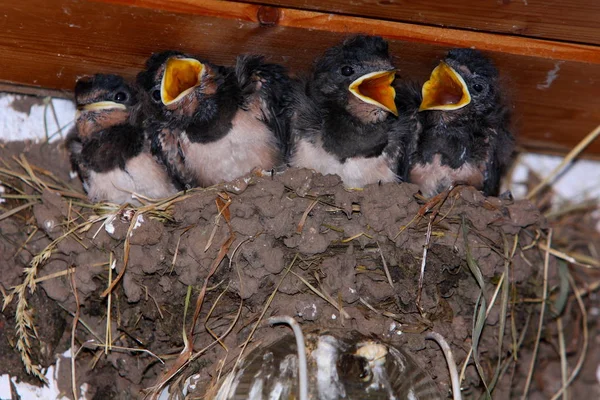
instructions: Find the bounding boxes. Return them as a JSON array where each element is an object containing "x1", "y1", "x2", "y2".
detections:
[
  {"x1": 537, "y1": 62, "x2": 563, "y2": 90},
  {"x1": 349, "y1": 287, "x2": 356, "y2": 294},
  {"x1": 133, "y1": 214, "x2": 145, "y2": 230},
  {"x1": 331, "y1": 314, "x2": 337, "y2": 320},
  {"x1": 0, "y1": 182, "x2": 5, "y2": 204},
  {"x1": 389, "y1": 322, "x2": 396, "y2": 332},
  {"x1": 69, "y1": 170, "x2": 78, "y2": 180},
  {"x1": 44, "y1": 219, "x2": 55, "y2": 231},
  {"x1": 104, "y1": 214, "x2": 116, "y2": 234}
]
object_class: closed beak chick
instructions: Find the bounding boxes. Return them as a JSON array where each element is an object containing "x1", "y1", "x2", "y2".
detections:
[
  {"x1": 289, "y1": 35, "x2": 411, "y2": 188},
  {"x1": 65, "y1": 74, "x2": 177, "y2": 205},
  {"x1": 136, "y1": 51, "x2": 294, "y2": 189}
]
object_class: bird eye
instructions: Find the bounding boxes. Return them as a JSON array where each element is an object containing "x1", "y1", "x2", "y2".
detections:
[
  {"x1": 151, "y1": 89, "x2": 162, "y2": 103},
  {"x1": 473, "y1": 83, "x2": 484, "y2": 93},
  {"x1": 114, "y1": 91, "x2": 128, "y2": 103},
  {"x1": 341, "y1": 66, "x2": 354, "y2": 76}
]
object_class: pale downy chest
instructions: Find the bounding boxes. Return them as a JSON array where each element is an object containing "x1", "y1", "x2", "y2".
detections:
[
  {"x1": 85, "y1": 153, "x2": 177, "y2": 204},
  {"x1": 291, "y1": 139, "x2": 398, "y2": 188},
  {"x1": 410, "y1": 153, "x2": 484, "y2": 198},
  {"x1": 181, "y1": 108, "x2": 280, "y2": 187}
]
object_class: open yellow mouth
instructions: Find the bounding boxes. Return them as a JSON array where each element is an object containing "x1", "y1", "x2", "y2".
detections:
[
  {"x1": 78, "y1": 101, "x2": 127, "y2": 112},
  {"x1": 419, "y1": 62, "x2": 471, "y2": 111},
  {"x1": 161, "y1": 57, "x2": 204, "y2": 105},
  {"x1": 349, "y1": 70, "x2": 398, "y2": 116}
]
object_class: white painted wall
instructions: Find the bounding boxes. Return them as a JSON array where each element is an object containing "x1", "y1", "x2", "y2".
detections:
[{"x1": 0, "y1": 94, "x2": 75, "y2": 142}]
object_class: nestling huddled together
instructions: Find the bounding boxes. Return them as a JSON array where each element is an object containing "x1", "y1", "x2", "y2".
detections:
[{"x1": 66, "y1": 35, "x2": 514, "y2": 205}]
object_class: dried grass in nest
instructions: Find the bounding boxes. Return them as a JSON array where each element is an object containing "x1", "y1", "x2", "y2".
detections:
[
  {"x1": 0, "y1": 125, "x2": 598, "y2": 399},
  {"x1": 0, "y1": 153, "x2": 195, "y2": 382}
]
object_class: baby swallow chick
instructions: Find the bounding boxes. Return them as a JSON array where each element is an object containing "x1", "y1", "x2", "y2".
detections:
[
  {"x1": 66, "y1": 74, "x2": 177, "y2": 204},
  {"x1": 136, "y1": 51, "x2": 293, "y2": 188},
  {"x1": 397, "y1": 48, "x2": 514, "y2": 197},
  {"x1": 289, "y1": 35, "x2": 410, "y2": 188}
]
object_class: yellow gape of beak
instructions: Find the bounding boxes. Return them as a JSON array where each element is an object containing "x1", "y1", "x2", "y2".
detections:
[
  {"x1": 349, "y1": 70, "x2": 398, "y2": 116},
  {"x1": 419, "y1": 61, "x2": 471, "y2": 111},
  {"x1": 161, "y1": 57, "x2": 204, "y2": 105}
]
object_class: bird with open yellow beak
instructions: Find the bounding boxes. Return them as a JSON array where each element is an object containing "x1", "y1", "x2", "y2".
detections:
[
  {"x1": 136, "y1": 50, "x2": 295, "y2": 189},
  {"x1": 289, "y1": 35, "x2": 411, "y2": 188},
  {"x1": 396, "y1": 48, "x2": 514, "y2": 197}
]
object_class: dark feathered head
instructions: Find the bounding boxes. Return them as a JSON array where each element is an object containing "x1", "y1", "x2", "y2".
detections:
[
  {"x1": 310, "y1": 35, "x2": 398, "y2": 120},
  {"x1": 74, "y1": 74, "x2": 137, "y2": 111}
]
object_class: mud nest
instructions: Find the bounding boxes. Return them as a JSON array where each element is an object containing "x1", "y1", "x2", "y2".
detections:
[{"x1": 1, "y1": 141, "x2": 597, "y2": 400}]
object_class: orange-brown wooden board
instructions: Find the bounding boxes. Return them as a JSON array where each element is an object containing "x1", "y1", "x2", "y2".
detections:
[
  {"x1": 238, "y1": 0, "x2": 600, "y2": 47},
  {"x1": 0, "y1": 0, "x2": 599, "y2": 156}
]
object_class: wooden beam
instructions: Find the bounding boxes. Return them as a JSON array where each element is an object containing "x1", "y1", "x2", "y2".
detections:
[
  {"x1": 102, "y1": 0, "x2": 600, "y2": 64},
  {"x1": 0, "y1": 0, "x2": 599, "y2": 156},
  {"x1": 236, "y1": 0, "x2": 600, "y2": 46}
]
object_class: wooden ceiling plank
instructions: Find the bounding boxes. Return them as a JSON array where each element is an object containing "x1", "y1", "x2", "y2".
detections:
[{"x1": 235, "y1": 0, "x2": 600, "y2": 46}]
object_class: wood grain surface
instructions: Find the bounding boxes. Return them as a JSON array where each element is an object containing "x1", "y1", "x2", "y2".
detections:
[{"x1": 237, "y1": 0, "x2": 600, "y2": 46}]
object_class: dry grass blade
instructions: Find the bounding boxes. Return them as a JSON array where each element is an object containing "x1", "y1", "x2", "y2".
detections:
[
  {"x1": 527, "y1": 124, "x2": 600, "y2": 200},
  {"x1": 521, "y1": 229, "x2": 552, "y2": 400},
  {"x1": 69, "y1": 268, "x2": 81, "y2": 400},
  {"x1": 101, "y1": 212, "x2": 142, "y2": 297},
  {"x1": 290, "y1": 270, "x2": 351, "y2": 319},
  {"x1": 461, "y1": 217, "x2": 490, "y2": 397},
  {"x1": 549, "y1": 273, "x2": 589, "y2": 400},
  {"x1": 191, "y1": 232, "x2": 234, "y2": 337},
  {"x1": 105, "y1": 253, "x2": 115, "y2": 354},
  {"x1": 556, "y1": 316, "x2": 568, "y2": 400},
  {"x1": 488, "y1": 233, "x2": 518, "y2": 393},
  {"x1": 416, "y1": 214, "x2": 434, "y2": 311},
  {"x1": 297, "y1": 198, "x2": 319, "y2": 234},
  {"x1": 378, "y1": 243, "x2": 394, "y2": 290},
  {"x1": 0, "y1": 200, "x2": 37, "y2": 222},
  {"x1": 204, "y1": 284, "x2": 232, "y2": 350},
  {"x1": 538, "y1": 242, "x2": 600, "y2": 269}
]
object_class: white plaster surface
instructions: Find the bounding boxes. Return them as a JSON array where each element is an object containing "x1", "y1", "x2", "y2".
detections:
[{"x1": 0, "y1": 93, "x2": 75, "y2": 143}]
